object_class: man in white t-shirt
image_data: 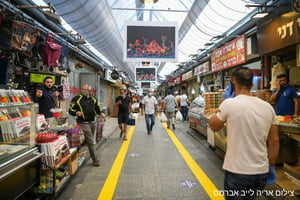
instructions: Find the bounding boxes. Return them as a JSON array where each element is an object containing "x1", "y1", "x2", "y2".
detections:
[
  {"x1": 179, "y1": 93, "x2": 189, "y2": 121},
  {"x1": 209, "y1": 66, "x2": 279, "y2": 199},
  {"x1": 141, "y1": 89, "x2": 158, "y2": 135}
]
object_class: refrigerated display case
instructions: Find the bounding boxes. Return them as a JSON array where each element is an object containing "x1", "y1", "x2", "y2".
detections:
[
  {"x1": 188, "y1": 96, "x2": 208, "y2": 137},
  {"x1": 0, "y1": 102, "x2": 43, "y2": 199}
]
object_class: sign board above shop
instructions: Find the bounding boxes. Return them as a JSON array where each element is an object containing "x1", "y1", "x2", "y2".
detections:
[
  {"x1": 168, "y1": 75, "x2": 182, "y2": 86},
  {"x1": 211, "y1": 35, "x2": 247, "y2": 73},
  {"x1": 194, "y1": 61, "x2": 209, "y2": 75},
  {"x1": 257, "y1": 11, "x2": 300, "y2": 55},
  {"x1": 182, "y1": 71, "x2": 193, "y2": 81}
]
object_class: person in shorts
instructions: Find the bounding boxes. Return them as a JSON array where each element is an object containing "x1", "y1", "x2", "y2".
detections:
[{"x1": 115, "y1": 88, "x2": 132, "y2": 140}]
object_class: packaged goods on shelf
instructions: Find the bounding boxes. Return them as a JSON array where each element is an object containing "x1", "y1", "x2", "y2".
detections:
[
  {"x1": 67, "y1": 153, "x2": 78, "y2": 175},
  {"x1": 204, "y1": 92, "x2": 223, "y2": 109},
  {"x1": 37, "y1": 135, "x2": 69, "y2": 168},
  {"x1": 250, "y1": 90, "x2": 272, "y2": 102},
  {"x1": 36, "y1": 114, "x2": 48, "y2": 131},
  {"x1": 0, "y1": 89, "x2": 32, "y2": 104},
  {"x1": 0, "y1": 115, "x2": 31, "y2": 142}
]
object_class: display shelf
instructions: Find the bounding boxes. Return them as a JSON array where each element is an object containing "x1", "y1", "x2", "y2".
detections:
[
  {"x1": 55, "y1": 175, "x2": 70, "y2": 192},
  {"x1": 35, "y1": 147, "x2": 78, "y2": 198},
  {"x1": 0, "y1": 102, "x2": 41, "y2": 200}
]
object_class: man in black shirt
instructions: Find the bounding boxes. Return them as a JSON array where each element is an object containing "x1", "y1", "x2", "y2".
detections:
[
  {"x1": 36, "y1": 76, "x2": 59, "y2": 123},
  {"x1": 115, "y1": 88, "x2": 132, "y2": 140}
]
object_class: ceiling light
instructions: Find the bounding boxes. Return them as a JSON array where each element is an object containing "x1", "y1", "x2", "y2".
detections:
[
  {"x1": 140, "y1": 0, "x2": 158, "y2": 4},
  {"x1": 204, "y1": 42, "x2": 214, "y2": 46},
  {"x1": 251, "y1": 12, "x2": 269, "y2": 19}
]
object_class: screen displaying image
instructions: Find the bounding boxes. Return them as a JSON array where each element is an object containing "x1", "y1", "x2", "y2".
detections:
[
  {"x1": 136, "y1": 67, "x2": 156, "y2": 82},
  {"x1": 141, "y1": 82, "x2": 151, "y2": 89},
  {"x1": 124, "y1": 21, "x2": 178, "y2": 61}
]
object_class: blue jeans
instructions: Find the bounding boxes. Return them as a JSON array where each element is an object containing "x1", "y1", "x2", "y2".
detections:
[
  {"x1": 145, "y1": 114, "x2": 155, "y2": 132},
  {"x1": 180, "y1": 106, "x2": 188, "y2": 121},
  {"x1": 224, "y1": 170, "x2": 268, "y2": 200}
]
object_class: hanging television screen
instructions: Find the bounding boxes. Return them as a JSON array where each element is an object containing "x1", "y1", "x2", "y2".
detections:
[
  {"x1": 135, "y1": 67, "x2": 156, "y2": 82},
  {"x1": 124, "y1": 21, "x2": 178, "y2": 62},
  {"x1": 141, "y1": 82, "x2": 151, "y2": 89}
]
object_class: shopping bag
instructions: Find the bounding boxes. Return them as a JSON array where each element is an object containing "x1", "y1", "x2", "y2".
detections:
[
  {"x1": 43, "y1": 32, "x2": 61, "y2": 66},
  {"x1": 66, "y1": 123, "x2": 82, "y2": 147},
  {"x1": 160, "y1": 112, "x2": 168, "y2": 122},
  {"x1": 96, "y1": 117, "x2": 104, "y2": 142},
  {"x1": 176, "y1": 111, "x2": 183, "y2": 121},
  {"x1": 127, "y1": 114, "x2": 136, "y2": 126}
]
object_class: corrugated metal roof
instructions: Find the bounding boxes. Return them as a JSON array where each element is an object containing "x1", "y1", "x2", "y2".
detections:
[{"x1": 41, "y1": 0, "x2": 264, "y2": 80}]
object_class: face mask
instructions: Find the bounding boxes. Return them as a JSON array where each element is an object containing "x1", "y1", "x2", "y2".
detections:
[
  {"x1": 121, "y1": 94, "x2": 125, "y2": 97},
  {"x1": 82, "y1": 91, "x2": 89, "y2": 96},
  {"x1": 148, "y1": 93, "x2": 152, "y2": 96}
]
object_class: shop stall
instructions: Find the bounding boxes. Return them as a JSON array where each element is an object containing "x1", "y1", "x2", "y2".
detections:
[{"x1": 0, "y1": 91, "x2": 44, "y2": 199}]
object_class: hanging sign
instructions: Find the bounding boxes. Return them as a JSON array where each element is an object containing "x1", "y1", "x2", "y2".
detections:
[
  {"x1": 211, "y1": 35, "x2": 246, "y2": 72},
  {"x1": 194, "y1": 61, "x2": 209, "y2": 75},
  {"x1": 257, "y1": 11, "x2": 300, "y2": 54}
]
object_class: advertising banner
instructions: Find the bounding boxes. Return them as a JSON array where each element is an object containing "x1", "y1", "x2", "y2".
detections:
[
  {"x1": 135, "y1": 67, "x2": 156, "y2": 82},
  {"x1": 141, "y1": 82, "x2": 151, "y2": 89},
  {"x1": 211, "y1": 35, "x2": 246, "y2": 72},
  {"x1": 124, "y1": 21, "x2": 178, "y2": 62}
]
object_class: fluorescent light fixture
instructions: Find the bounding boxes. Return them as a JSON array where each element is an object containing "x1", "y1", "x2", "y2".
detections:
[{"x1": 252, "y1": 12, "x2": 269, "y2": 19}]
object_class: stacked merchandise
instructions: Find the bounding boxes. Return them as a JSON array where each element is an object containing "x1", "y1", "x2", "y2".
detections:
[
  {"x1": 204, "y1": 92, "x2": 224, "y2": 111},
  {"x1": 0, "y1": 89, "x2": 32, "y2": 104},
  {"x1": 36, "y1": 134, "x2": 69, "y2": 168},
  {"x1": 0, "y1": 106, "x2": 31, "y2": 142},
  {"x1": 250, "y1": 90, "x2": 272, "y2": 102},
  {"x1": 250, "y1": 90, "x2": 265, "y2": 99}
]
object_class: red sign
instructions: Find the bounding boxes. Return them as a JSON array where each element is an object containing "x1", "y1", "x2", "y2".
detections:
[
  {"x1": 168, "y1": 75, "x2": 182, "y2": 86},
  {"x1": 211, "y1": 35, "x2": 247, "y2": 72}
]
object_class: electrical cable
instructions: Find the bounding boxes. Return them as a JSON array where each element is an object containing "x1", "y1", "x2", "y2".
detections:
[
  {"x1": 203, "y1": 0, "x2": 239, "y2": 21},
  {"x1": 217, "y1": 0, "x2": 249, "y2": 14}
]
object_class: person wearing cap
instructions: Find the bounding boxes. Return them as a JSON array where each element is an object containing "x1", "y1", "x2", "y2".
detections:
[
  {"x1": 115, "y1": 88, "x2": 132, "y2": 140},
  {"x1": 162, "y1": 89, "x2": 178, "y2": 130},
  {"x1": 141, "y1": 89, "x2": 158, "y2": 135}
]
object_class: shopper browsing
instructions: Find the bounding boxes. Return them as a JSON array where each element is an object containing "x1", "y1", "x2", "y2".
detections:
[
  {"x1": 141, "y1": 89, "x2": 158, "y2": 135},
  {"x1": 179, "y1": 93, "x2": 189, "y2": 122},
  {"x1": 69, "y1": 84, "x2": 106, "y2": 167},
  {"x1": 162, "y1": 89, "x2": 178, "y2": 130},
  {"x1": 115, "y1": 88, "x2": 132, "y2": 140},
  {"x1": 209, "y1": 67, "x2": 279, "y2": 199},
  {"x1": 270, "y1": 74, "x2": 299, "y2": 117}
]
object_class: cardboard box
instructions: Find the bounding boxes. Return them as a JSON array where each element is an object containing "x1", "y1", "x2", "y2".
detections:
[{"x1": 68, "y1": 153, "x2": 78, "y2": 175}]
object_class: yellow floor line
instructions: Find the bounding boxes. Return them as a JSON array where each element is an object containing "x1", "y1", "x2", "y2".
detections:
[
  {"x1": 160, "y1": 117, "x2": 224, "y2": 200},
  {"x1": 97, "y1": 123, "x2": 136, "y2": 200}
]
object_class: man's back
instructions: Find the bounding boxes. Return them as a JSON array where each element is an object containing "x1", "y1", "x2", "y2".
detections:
[
  {"x1": 217, "y1": 95, "x2": 276, "y2": 174},
  {"x1": 164, "y1": 95, "x2": 176, "y2": 112},
  {"x1": 180, "y1": 94, "x2": 188, "y2": 106}
]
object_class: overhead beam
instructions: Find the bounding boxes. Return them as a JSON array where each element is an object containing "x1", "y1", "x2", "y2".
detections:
[{"x1": 111, "y1": 7, "x2": 189, "y2": 12}]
